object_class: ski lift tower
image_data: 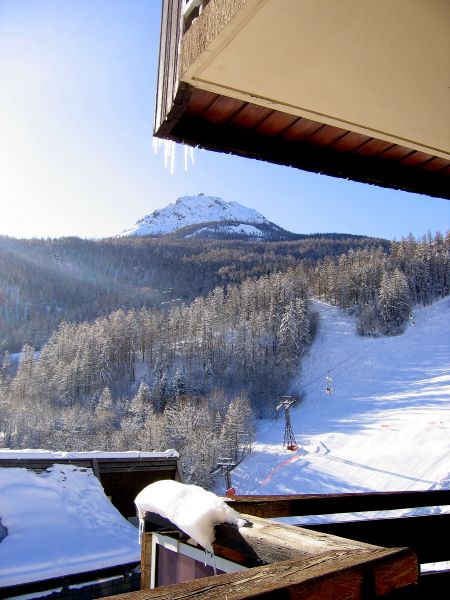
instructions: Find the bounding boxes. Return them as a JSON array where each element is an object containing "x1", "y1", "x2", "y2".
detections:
[
  {"x1": 212, "y1": 457, "x2": 237, "y2": 497},
  {"x1": 276, "y1": 396, "x2": 298, "y2": 451}
]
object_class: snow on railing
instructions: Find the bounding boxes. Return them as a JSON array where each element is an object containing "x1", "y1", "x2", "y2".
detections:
[{"x1": 135, "y1": 480, "x2": 246, "y2": 550}]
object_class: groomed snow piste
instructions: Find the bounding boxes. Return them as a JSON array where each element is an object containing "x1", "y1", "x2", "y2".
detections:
[{"x1": 233, "y1": 297, "x2": 450, "y2": 502}]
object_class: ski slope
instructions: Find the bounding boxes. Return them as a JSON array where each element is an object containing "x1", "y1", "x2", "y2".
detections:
[{"x1": 233, "y1": 297, "x2": 450, "y2": 499}]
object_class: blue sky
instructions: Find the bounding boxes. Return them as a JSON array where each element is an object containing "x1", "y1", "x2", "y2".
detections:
[{"x1": 0, "y1": 0, "x2": 448, "y2": 240}]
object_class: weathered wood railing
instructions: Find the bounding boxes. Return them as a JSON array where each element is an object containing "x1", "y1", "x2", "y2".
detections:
[
  {"x1": 227, "y1": 490, "x2": 450, "y2": 597},
  {"x1": 227, "y1": 490, "x2": 450, "y2": 518},
  {"x1": 228, "y1": 491, "x2": 450, "y2": 563},
  {"x1": 98, "y1": 490, "x2": 450, "y2": 599}
]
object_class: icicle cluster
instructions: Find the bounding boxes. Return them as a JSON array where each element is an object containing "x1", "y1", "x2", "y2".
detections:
[{"x1": 152, "y1": 138, "x2": 195, "y2": 174}]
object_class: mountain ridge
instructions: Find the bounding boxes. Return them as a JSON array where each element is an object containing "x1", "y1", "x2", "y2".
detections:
[{"x1": 119, "y1": 194, "x2": 285, "y2": 239}]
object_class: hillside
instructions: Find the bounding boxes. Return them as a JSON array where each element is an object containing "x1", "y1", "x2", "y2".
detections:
[
  {"x1": 0, "y1": 234, "x2": 386, "y2": 352},
  {"x1": 232, "y1": 297, "x2": 450, "y2": 498}
]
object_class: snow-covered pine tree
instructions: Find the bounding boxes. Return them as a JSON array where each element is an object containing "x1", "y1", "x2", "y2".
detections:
[
  {"x1": 278, "y1": 298, "x2": 310, "y2": 370},
  {"x1": 95, "y1": 386, "x2": 116, "y2": 430},
  {"x1": 151, "y1": 370, "x2": 170, "y2": 412},
  {"x1": 122, "y1": 381, "x2": 152, "y2": 431},
  {"x1": 171, "y1": 368, "x2": 186, "y2": 399},
  {"x1": 378, "y1": 269, "x2": 412, "y2": 335},
  {"x1": 220, "y1": 394, "x2": 254, "y2": 465}
]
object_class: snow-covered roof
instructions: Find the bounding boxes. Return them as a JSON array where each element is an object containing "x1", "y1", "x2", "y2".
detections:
[
  {"x1": 0, "y1": 449, "x2": 178, "y2": 460},
  {"x1": 135, "y1": 480, "x2": 245, "y2": 551},
  {"x1": 0, "y1": 465, "x2": 140, "y2": 587}
]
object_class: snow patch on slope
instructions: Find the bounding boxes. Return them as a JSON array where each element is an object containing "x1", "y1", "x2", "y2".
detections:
[
  {"x1": 232, "y1": 297, "x2": 450, "y2": 498},
  {"x1": 187, "y1": 223, "x2": 266, "y2": 239},
  {"x1": 119, "y1": 194, "x2": 268, "y2": 236}
]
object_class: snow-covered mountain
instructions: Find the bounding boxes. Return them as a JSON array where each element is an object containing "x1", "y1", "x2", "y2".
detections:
[
  {"x1": 119, "y1": 194, "x2": 287, "y2": 239},
  {"x1": 230, "y1": 297, "x2": 450, "y2": 505}
]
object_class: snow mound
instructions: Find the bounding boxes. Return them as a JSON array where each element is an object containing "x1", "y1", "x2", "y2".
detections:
[
  {"x1": 0, "y1": 465, "x2": 140, "y2": 587},
  {"x1": 119, "y1": 194, "x2": 268, "y2": 236},
  {"x1": 135, "y1": 480, "x2": 245, "y2": 551}
]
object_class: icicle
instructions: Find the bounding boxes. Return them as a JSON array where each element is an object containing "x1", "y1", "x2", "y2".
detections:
[
  {"x1": 170, "y1": 141, "x2": 176, "y2": 175},
  {"x1": 163, "y1": 140, "x2": 169, "y2": 168},
  {"x1": 204, "y1": 549, "x2": 218, "y2": 575},
  {"x1": 138, "y1": 509, "x2": 144, "y2": 545},
  {"x1": 153, "y1": 138, "x2": 196, "y2": 173},
  {"x1": 152, "y1": 137, "x2": 162, "y2": 155}
]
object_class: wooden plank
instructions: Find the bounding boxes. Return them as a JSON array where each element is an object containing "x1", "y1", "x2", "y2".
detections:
[
  {"x1": 329, "y1": 131, "x2": 371, "y2": 153},
  {"x1": 0, "y1": 459, "x2": 93, "y2": 471},
  {"x1": 167, "y1": 104, "x2": 450, "y2": 199},
  {"x1": 202, "y1": 96, "x2": 246, "y2": 124},
  {"x1": 419, "y1": 156, "x2": 450, "y2": 172},
  {"x1": 229, "y1": 104, "x2": 274, "y2": 129},
  {"x1": 354, "y1": 139, "x2": 394, "y2": 156},
  {"x1": 304, "y1": 124, "x2": 349, "y2": 147},
  {"x1": 213, "y1": 515, "x2": 371, "y2": 568},
  {"x1": 377, "y1": 146, "x2": 415, "y2": 161},
  {"x1": 282, "y1": 118, "x2": 324, "y2": 141},
  {"x1": 399, "y1": 150, "x2": 435, "y2": 167},
  {"x1": 107, "y1": 547, "x2": 416, "y2": 600},
  {"x1": 91, "y1": 459, "x2": 101, "y2": 479},
  {"x1": 304, "y1": 513, "x2": 450, "y2": 565},
  {"x1": 185, "y1": 88, "x2": 218, "y2": 116},
  {"x1": 227, "y1": 491, "x2": 450, "y2": 519},
  {"x1": 97, "y1": 463, "x2": 178, "y2": 474},
  {"x1": 154, "y1": 0, "x2": 170, "y2": 130},
  {"x1": 141, "y1": 533, "x2": 153, "y2": 590},
  {"x1": 154, "y1": 0, "x2": 183, "y2": 131},
  {"x1": 255, "y1": 112, "x2": 299, "y2": 136}
]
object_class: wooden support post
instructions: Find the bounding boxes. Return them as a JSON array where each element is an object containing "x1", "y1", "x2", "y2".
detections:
[
  {"x1": 91, "y1": 459, "x2": 101, "y2": 480},
  {"x1": 141, "y1": 533, "x2": 153, "y2": 590}
]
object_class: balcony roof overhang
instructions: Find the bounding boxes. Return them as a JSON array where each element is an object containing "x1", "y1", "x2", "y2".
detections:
[{"x1": 154, "y1": 0, "x2": 450, "y2": 199}]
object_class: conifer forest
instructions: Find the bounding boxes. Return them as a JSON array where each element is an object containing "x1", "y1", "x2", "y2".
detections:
[{"x1": 0, "y1": 231, "x2": 448, "y2": 487}]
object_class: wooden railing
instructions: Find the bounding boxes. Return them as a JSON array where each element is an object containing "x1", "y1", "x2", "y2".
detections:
[
  {"x1": 98, "y1": 490, "x2": 450, "y2": 599},
  {"x1": 227, "y1": 491, "x2": 450, "y2": 597},
  {"x1": 228, "y1": 491, "x2": 450, "y2": 563}
]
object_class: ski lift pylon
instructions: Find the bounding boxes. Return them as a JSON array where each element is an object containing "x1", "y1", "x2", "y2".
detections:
[
  {"x1": 212, "y1": 457, "x2": 238, "y2": 496},
  {"x1": 277, "y1": 396, "x2": 299, "y2": 452}
]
